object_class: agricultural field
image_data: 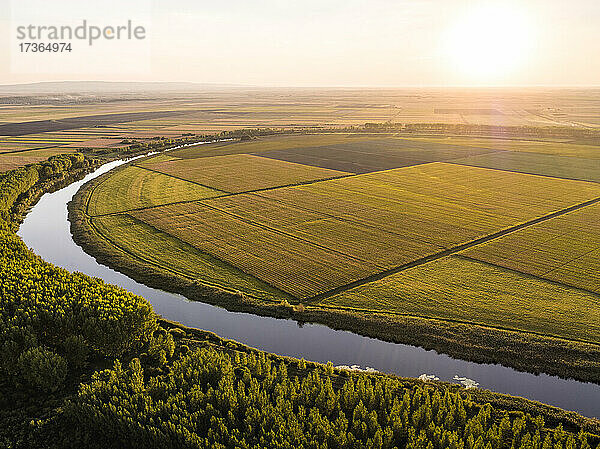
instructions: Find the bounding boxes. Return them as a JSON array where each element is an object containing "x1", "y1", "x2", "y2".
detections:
[
  {"x1": 452, "y1": 152, "x2": 600, "y2": 183},
  {"x1": 401, "y1": 136, "x2": 600, "y2": 158},
  {"x1": 319, "y1": 255, "x2": 600, "y2": 344},
  {"x1": 128, "y1": 201, "x2": 380, "y2": 298},
  {"x1": 137, "y1": 153, "x2": 351, "y2": 193},
  {"x1": 462, "y1": 203, "x2": 600, "y2": 293},
  {"x1": 86, "y1": 140, "x2": 600, "y2": 302},
  {"x1": 91, "y1": 214, "x2": 288, "y2": 301},
  {"x1": 86, "y1": 165, "x2": 221, "y2": 216}
]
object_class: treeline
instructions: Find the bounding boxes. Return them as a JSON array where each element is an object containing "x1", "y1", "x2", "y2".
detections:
[{"x1": 60, "y1": 345, "x2": 599, "y2": 449}]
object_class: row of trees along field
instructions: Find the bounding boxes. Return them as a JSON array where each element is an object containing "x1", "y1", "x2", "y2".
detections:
[{"x1": 0, "y1": 154, "x2": 599, "y2": 448}]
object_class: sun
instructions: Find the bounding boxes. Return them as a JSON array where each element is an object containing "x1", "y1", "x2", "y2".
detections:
[{"x1": 444, "y1": 3, "x2": 534, "y2": 83}]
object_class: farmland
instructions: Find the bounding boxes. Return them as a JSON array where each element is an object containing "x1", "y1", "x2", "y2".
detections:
[
  {"x1": 82, "y1": 137, "x2": 600, "y2": 307},
  {"x1": 137, "y1": 153, "x2": 351, "y2": 192},
  {"x1": 86, "y1": 165, "x2": 221, "y2": 216},
  {"x1": 319, "y1": 255, "x2": 600, "y2": 344},
  {"x1": 462, "y1": 203, "x2": 600, "y2": 293},
  {"x1": 452, "y1": 151, "x2": 600, "y2": 183}
]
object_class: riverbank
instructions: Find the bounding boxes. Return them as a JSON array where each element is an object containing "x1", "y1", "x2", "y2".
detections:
[{"x1": 68, "y1": 157, "x2": 600, "y2": 385}]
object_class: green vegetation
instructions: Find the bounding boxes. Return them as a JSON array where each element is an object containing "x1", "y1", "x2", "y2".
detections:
[
  {"x1": 5, "y1": 153, "x2": 600, "y2": 448},
  {"x1": 138, "y1": 153, "x2": 350, "y2": 193},
  {"x1": 115, "y1": 162, "x2": 600, "y2": 298},
  {"x1": 87, "y1": 165, "x2": 220, "y2": 216},
  {"x1": 92, "y1": 213, "x2": 289, "y2": 301},
  {"x1": 452, "y1": 152, "x2": 600, "y2": 183},
  {"x1": 321, "y1": 256, "x2": 600, "y2": 344},
  {"x1": 71, "y1": 146, "x2": 600, "y2": 382},
  {"x1": 62, "y1": 342, "x2": 600, "y2": 449},
  {"x1": 463, "y1": 204, "x2": 600, "y2": 294},
  {"x1": 401, "y1": 136, "x2": 600, "y2": 159}
]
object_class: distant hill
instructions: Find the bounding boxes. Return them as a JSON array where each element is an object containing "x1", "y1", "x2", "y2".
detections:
[{"x1": 0, "y1": 81, "x2": 249, "y2": 94}]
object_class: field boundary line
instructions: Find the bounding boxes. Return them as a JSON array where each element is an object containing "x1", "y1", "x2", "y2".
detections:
[
  {"x1": 307, "y1": 195, "x2": 600, "y2": 302},
  {"x1": 455, "y1": 254, "x2": 600, "y2": 298},
  {"x1": 92, "y1": 171, "x2": 357, "y2": 217},
  {"x1": 134, "y1": 162, "x2": 356, "y2": 196}
]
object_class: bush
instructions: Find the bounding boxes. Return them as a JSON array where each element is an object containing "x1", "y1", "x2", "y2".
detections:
[{"x1": 17, "y1": 347, "x2": 67, "y2": 392}]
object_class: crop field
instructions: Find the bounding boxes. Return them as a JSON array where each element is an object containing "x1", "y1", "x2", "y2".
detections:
[
  {"x1": 462, "y1": 203, "x2": 600, "y2": 293},
  {"x1": 401, "y1": 136, "x2": 600, "y2": 158},
  {"x1": 129, "y1": 202, "x2": 379, "y2": 298},
  {"x1": 319, "y1": 256, "x2": 600, "y2": 343},
  {"x1": 260, "y1": 163, "x2": 600, "y2": 247},
  {"x1": 137, "y1": 153, "x2": 351, "y2": 193},
  {"x1": 91, "y1": 214, "x2": 288, "y2": 301},
  {"x1": 91, "y1": 158, "x2": 600, "y2": 300},
  {"x1": 452, "y1": 152, "x2": 600, "y2": 182},
  {"x1": 255, "y1": 137, "x2": 498, "y2": 173},
  {"x1": 87, "y1": 165, "x2": 221, "y2": 216}
]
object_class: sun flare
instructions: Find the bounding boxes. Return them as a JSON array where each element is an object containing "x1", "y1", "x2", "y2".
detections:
[{"x1": 445, "y1": 3, "x2": 534, "y2": 83}]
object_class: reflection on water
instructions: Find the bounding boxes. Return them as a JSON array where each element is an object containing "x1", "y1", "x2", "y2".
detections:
[{"x1": 16, "y1": 158, "x2": 600, "y2": 418}]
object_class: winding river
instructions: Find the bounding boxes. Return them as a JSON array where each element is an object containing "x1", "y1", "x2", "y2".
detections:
[{"x1": 17, "y1": 156, "x2": 600, "y2": 418}]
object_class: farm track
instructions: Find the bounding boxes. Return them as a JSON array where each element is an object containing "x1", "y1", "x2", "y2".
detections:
[{"x1": 307, "y1": 194, "x2": 600, "y2": 302}]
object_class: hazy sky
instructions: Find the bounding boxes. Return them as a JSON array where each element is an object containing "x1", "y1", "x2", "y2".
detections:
[{"x1": 1, "y1": 0, "x2": 598, "y2": 87}]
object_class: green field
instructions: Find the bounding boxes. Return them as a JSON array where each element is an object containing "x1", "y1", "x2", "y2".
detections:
[
  {"x1": 463, "y1": 203, "x2": 600, "y2": 293},
  {"x1": 261, "y1": 162, "x2": 600, "y2": 248},
  {"x1": 138, "y1": 153, "x2": 351, "y2": 193},
  {"x1": 402, "y1": 136, "x2": 600, "y2": 158},
  {"x1": 320, "y1": 255, "x2": 600, "y2": 343},
  {"x1": 92, "y1": 213, "x2": 289, "y2": 301},
  {"x1": 88, "y1": 155, "x2": 600, "y2": 300},
  {"x1": 87, "y1": 165, "x2": 221, "y2": 216},
  {"x1": 452, "y1": 152, "x2": 600, "y2": 183},
  {"x1": 128, "y1": 201, "x2": 378, "y2": 298}
]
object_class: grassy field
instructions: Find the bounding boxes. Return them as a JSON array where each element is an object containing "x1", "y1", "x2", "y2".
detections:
[
  {"x1": 402, "y1": 136, "x2": 600, "y2": 158},
  {"x1": 137, "y1": 153, "x2": 351, "y2": 192},
  {"x1": 87, "y1": 165, "x2": 221, "y2": 216},
  {"x1": 89, "y1": 160, "x2": 600, "y2": 300},
  {"x1": 261, "y1": 162, "x2": 600, "y2": 248},
  {"x1": 129, "y1": 201, "x2": 379, "y2": 298},
  {"x1": 452, "y1": 152, "x2": 600, "y2": 183},
  {"x1": 463, "y1": 203, "x2": 600, "y2": 293},
  {"x1": 91, "y1": 213, "x2": 289, "y2": 301},
  {"x1": 319, "y1": 255, "x2": 600, "y2": 344}
]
